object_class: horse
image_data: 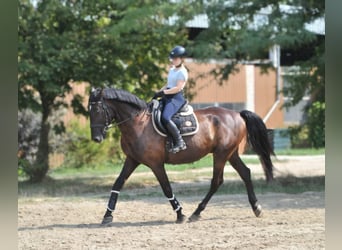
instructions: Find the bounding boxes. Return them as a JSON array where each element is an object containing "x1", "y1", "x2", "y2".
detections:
[{"x1": 88, "y1": 87, "x2": 275, "y2": 225}]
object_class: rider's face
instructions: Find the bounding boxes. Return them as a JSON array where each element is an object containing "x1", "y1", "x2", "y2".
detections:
[{"x1": 170, "y1": 57, "x2": 182, "y2": 66}]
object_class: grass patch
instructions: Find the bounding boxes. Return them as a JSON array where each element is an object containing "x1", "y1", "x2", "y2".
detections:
[
  {"x1": 152, "y1": 176, "x2": 325, "y2": 199},
  {"x1": 18, "y1": 176, "x2": 112, "y2": 197},
  {"x1": 18, "y1": 173, "x2": 324, "y2": 199},
  {"x1": 213, "y1": 175, "x2": 324, "y2": 196},
  {"x1": 46, "y1": 148, "x2": 324, "y2": 179},
  {"x1": 18, "y1": 148, "x2": 325, "y2": 198},
  {"x1": 274, "y1": 147, "x2": 325, "y2": 155},
  {"x1": 46, "y1": 154, "x2": 264, "y2": 179}
]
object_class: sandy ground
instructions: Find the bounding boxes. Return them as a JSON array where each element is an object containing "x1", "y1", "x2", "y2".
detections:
[{"x1": 18, "y1": 155, "x2": 325, "y2": 250}]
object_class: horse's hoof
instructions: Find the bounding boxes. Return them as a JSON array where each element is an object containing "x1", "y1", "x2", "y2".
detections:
[
  {"x1": 176, "y1": 214, "x2": 186, "y2": 224},
  {"x1": 101, "y1": 216, "x2": 113, "y2": 225},
  {"x1": 188, "y1": 214, "x2": 201, "y2": 222},
  {"x1": 253, "y1": 204, "x2": 263, "y2": 217}
]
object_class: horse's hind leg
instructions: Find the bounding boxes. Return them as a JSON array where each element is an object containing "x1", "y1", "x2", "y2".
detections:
[
  {"x1": 151, "y1": 165, "x2": 186, "y2": 223},
  {"x1": 189, "y1": 154, "x2": 225, "y2": 222},
  {"x1": 229, "y1": 151, "x2": 262, "y2": 217},
  {"x1": 101, "y1": 157, "x2": 139, "y2": 225}
]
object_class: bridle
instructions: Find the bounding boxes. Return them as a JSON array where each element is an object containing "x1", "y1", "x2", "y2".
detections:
[
  {"x1": 89, "y1": 97, "x2": 143, "y2": 132},
  {"x1": 89, "y1": 99, "x2": 114, "y2": 133}
]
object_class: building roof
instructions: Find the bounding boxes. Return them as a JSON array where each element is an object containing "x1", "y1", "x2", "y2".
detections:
[{"x1": 181, "y1": 4, "x2": 325, "y2": 35}]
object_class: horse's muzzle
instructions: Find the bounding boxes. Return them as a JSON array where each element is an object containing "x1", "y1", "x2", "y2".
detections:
[{"x1": 92, "y1": 135, "x2": 104, "y2": 143}]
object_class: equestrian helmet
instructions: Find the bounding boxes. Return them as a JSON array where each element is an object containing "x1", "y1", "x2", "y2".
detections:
[{"x1": 169, "y1": 46, "x2": 186, "y2": 59}]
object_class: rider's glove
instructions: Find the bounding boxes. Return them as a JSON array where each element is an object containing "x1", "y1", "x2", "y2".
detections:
[{"x1": 153, "y1": 90, "x2": 165, "y2": 99}]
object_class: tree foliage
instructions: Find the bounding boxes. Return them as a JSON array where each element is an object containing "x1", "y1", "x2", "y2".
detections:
[
  {"x1": 63, "y1": 120, "x2": 122, "y2": 169},
  {"x1": 18, "y1": 0, "x2": 197, "y2": 182},
  {"x1": 18, "y1": 0, "x2": 325, "y2": 182},
  {"x1": 190, "y1": 0, "x2": 324, "y2": 147}
]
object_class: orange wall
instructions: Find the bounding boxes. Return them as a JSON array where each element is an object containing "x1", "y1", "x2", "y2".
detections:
[
  {"x1": 254, "y1": 67, "x2": 284, "y2": 129},
  {"x1": 186, "y1": 61, "x2": 284, "y2": 128},
  {"x1": 61, "y1": 82, "x2": 89, "y2": 126},
  {"x1": 186, "y1": 62, "x2": 247, "y2": 103}
]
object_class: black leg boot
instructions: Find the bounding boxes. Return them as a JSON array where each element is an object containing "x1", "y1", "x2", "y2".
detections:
[{"x1": 166, "y1": 121, "x2": 187, "y2": 153}]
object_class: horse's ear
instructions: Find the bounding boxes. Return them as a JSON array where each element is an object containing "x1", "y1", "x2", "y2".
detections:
[{"x1": 90, "y1": 87, "x2": 102, "y2": 96}]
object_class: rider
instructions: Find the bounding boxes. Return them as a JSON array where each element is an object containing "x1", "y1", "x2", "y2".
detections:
[{"x1": 153, "y1": 45, "x2": 188, "y2": 153}]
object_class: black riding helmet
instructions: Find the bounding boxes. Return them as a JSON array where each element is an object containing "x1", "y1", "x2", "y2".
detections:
[{"x1": 169, "y1": 46, "x2": 186, "y2": 59}]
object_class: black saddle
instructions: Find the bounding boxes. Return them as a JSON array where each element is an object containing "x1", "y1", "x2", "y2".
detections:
[{"x1": 150, "y1": 99, "x2": 199, "y2": 137}]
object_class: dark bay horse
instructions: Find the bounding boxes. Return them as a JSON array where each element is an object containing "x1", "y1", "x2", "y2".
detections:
[{"x1": 88, "y1": 87, "x2": 275, "y2": 225}]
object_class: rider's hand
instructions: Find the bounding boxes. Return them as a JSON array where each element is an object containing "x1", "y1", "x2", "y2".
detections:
[{"x1": 153, "y1": 90, "x2": 164, "y2": 99}]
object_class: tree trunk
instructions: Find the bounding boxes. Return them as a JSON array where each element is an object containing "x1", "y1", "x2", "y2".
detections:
[{"x1": 29, "y1": 102, "x2": 51, "y2": 182}]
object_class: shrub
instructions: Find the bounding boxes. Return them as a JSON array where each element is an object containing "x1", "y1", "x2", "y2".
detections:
[
  {"x1": 62, "y1": 120, "x2": 122, "y2": 168},
  {"x1": 306, "y1": 101, "x2": 325, "y2": 148},
  {"x1": 18, "y1": 109, "x2": 41, "y2": 165},
  {"x1": 288, "y1": 125, "x2": 311, "y2": 148},
  {"x1": 18, "y1": 109, "x2": 41, "y2": 178},
  {"x1": 18, "y1": 108, "x2": 69, "y2": 179},
  {"x1": 288, "y1": 101, "x2": 325, "y2": 149}
]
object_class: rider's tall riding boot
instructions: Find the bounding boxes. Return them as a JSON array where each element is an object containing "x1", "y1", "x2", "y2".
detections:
[{"x1": 165, "y1": 120, "x2": 187, "y2": 153}]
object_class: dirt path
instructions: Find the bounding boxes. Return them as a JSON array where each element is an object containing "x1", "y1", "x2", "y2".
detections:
[{"x1": 18, "y1": 155, "x2": 325, "y2": 250}]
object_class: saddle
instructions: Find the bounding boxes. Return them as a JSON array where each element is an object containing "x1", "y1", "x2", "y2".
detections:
[{"x1": 150, "y1": 99, "x2": 199, "y2": 137}]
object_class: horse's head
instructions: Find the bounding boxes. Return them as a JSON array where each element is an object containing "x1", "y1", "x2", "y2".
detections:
[{"x1": 88, "y1": 87, "x2": 111, "y2": 143}]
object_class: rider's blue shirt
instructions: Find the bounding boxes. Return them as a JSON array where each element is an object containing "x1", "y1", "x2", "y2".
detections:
[{"x1": 166, "y1": 66, "x2": 188, "y2": 89}]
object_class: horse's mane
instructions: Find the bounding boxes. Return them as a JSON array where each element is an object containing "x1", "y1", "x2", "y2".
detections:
[{"x1": 102, "y1": 88, "x2": 147, "y2": 110}]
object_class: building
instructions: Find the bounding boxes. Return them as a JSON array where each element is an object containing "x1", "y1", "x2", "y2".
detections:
[{"x1": 186, "y1": 61, "x2": 283, "y2": 129}]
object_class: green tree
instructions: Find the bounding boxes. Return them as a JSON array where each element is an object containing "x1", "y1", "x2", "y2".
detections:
[
  {"x1": 190, "y1": 0, "x2": 324, "y2": 147},
  {"x1": 18, "y1": 0, "x2": 197, "y2": 182}
]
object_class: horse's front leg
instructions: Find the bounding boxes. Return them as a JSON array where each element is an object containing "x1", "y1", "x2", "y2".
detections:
[
  {"x1": 101, "y1": 157, "x2": 139, "y2": 225},
  {"x1": 151, "y1": 165, "x2": 186, "y2": 223}
]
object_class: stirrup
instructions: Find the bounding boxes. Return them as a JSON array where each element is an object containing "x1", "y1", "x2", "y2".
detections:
[{"x1": 170, "y1": 141, "x2": 187, "y2": 153}]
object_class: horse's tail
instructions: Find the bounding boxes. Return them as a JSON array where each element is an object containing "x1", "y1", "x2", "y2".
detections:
[{"x1": 239, "y1": 110, "x2": 275, "y2": 182}]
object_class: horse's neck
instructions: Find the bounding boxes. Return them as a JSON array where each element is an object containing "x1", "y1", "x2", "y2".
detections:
[
  {"x1": 109, "y1": 100, "x2": 149, "y2": 128},
  {"x1": 110, "y1": 101, "x2": 139, "y2": 121},
  {"x1": 118, "y1": 110, "x2": 150, "y2": 137}
]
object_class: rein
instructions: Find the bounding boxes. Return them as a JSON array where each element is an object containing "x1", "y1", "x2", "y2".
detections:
[{"x1": 111, "y1": 111, "x2": 141, "y2": 127}]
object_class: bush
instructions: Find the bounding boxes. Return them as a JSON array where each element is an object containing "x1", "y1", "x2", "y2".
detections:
[
  {"x1": 62, "y1": 120, "x2": 122, "y2": 168},
  {"x1": 18, "y1": 109, "x2": 41, "y2": 178},
  {"x1": 287, "y1": 101, "x2": 325, "y2": 149},
  {"x1": 18, "y1": 109, "x2": 41, "y2": 165},
  {"x1": 288, "y1": 125, "x2": 311, "y2": 148},
  {"x1": 18, "y1": 108, "x2": 69, "y2": 179},
  {"x1": 306, "y1": 101, "x2": 325, "y2": 148}
]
